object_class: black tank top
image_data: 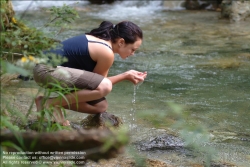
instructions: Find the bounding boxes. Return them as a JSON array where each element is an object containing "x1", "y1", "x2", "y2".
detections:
[{"x1": 43, "y1": 34, "x2": 112, "y2": 72}]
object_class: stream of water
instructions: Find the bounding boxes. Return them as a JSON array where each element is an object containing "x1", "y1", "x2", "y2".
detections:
[{"x1": 12, "y1": 1, "x2": 250, "y2": 166}]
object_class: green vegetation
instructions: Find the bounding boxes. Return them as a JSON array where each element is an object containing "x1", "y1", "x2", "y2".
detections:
[
  {"x1": 138, "y1": 102, "x2": 216, "y2": 166},
  {"x1": 1, "y1": 1, "x2": 80, "y2": 130},
  {"x1": 1, "y1": 3, "x2": 92, "y2": 167}
]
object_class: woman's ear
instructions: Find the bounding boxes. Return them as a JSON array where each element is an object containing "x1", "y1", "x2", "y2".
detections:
[{"x1": 118, "y1": 38, "x2": 125, "y2": 47}]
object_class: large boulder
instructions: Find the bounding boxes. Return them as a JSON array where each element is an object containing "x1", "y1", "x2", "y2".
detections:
[{"x1": 221, "y1": 0, "x2": 250, "y2": 22}]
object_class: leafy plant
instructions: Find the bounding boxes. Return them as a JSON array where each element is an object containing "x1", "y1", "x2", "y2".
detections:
[
  {"x1": 1, "y1": 3, "x2": 80, "y2": 166},
  {"x1": 138, "y1": 102, "x2": 216, "y2": 166},
  {"x1": 34, "y1": 80, "x2": 79, "y2": 132},
  {"x1": 45, "y1": 3, "x2": 80, "y2": 36},
  {"x1": 1, "y1": 1, "x2": 79, "y2": 68}
]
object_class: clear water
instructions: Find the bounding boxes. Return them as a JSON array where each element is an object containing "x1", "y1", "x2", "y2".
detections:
[{"x1": 13, "y1": 1, "x2": 250, "y2": 166}]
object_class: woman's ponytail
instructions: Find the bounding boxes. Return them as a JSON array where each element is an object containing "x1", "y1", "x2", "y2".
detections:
[
  {"x1": 86, "y1": 21, "x2": 114, "y2": 40},
  {"x1": 86, "y1": 20, "x2": 143, "y2": 44}
]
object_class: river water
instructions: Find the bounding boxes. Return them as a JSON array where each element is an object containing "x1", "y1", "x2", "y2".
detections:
[{"x1": 13, "y1": 1, "x2": 250, "y2": 166}]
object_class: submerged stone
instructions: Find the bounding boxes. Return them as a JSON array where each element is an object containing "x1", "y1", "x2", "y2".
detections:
[{"x1": 135, "y1": 134, "x2": 184, "y2": 151}]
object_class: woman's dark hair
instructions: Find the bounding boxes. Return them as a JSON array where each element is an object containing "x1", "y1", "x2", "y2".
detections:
[{"x1": 86, "y1": 21, "x2": 143, "y2": 44}]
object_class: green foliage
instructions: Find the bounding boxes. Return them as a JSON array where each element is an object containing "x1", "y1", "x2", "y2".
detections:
[
  {"x1": 1, "y1": 116, "x2": 20, "y2": 131},
  {"x1": 1, "y1": 23, "x2": 57, "y2": 56},
  {"x1": 1, "y1": 60, "x2": 30, "y2": 76},
  {"x1": 101, "y1": 126, "x2": 129, "y2": 152},
  {"x1": 1, "y1": 94, "x2": 27, "y2": 130},
  {"x1": 1, "y1": 141, "x2": 23, "y2": 153},
  {"x1": 45, "y1": 3, "x2": 80, "y2": 35},
  {"x1": 138, "y1": 102, "x2": 216, "y2": 166},
  {"x1": 1, "y1": 6, "x2": 6, "y2": 30},
  {"x1": 0, "y1": 4, "x2": 79, "y2": 166},
  {"x1": 126, "y1": 146, "x2": 146, "y2": 167},
  {"x1": 33, "y1": 79, "x2": 79, "y2": 132},
  {"x1": 1, "y1": 2, "x2": 79, "y2": 71}
]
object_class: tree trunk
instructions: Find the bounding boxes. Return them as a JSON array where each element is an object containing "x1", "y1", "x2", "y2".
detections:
[{"x1": 0, "y1": 129, "x2": 128, "y2": 161}]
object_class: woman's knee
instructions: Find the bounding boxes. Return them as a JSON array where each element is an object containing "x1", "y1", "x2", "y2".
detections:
[{"x1": 98, "y1": 78, "x2": 112, "y2": 97}]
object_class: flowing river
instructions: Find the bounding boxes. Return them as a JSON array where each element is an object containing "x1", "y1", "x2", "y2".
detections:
[{"x1": 12, "y1": 1, "x2": 250, "y2": 166}]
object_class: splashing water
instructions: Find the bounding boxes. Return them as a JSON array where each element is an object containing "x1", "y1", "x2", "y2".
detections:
[{"x1": 130, "y1": 81, "x2": 144, "y2": 131}]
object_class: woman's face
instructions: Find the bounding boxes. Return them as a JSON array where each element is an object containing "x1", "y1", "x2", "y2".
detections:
[{"x1": 118, "y1": 39, "x2": 142, "y2": 59}]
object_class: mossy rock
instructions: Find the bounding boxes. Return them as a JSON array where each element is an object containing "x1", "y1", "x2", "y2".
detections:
[{"x1": 80, "y1": 112, "x2": 123, "y2": 129}]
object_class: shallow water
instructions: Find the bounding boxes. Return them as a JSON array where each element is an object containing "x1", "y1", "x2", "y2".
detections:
[{"x1": 13, "y1": 1, "x2": 250, "y2": 166}]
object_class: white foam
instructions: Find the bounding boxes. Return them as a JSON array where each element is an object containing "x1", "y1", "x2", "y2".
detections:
[
  {"x1": 88, "y1": 1, "x2": 163, "y2": 22},
  {"x1": 12, "y1": 1, "x2": 88, "y2": 11}
]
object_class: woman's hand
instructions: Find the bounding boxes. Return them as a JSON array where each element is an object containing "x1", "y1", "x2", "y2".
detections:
[{"x1": 125, "y1": 70, "x2": 147, "y2": 85}]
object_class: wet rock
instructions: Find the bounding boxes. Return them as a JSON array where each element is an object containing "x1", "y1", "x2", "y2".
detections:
[
  {"x1": 220, "y1": 0, "x2": 232, "y2": 18},
  {"x1": 88, "y1": 0, "x2": 115, "y2": 4},
  {"x1": 134, "y1": 134, "x2": 184, "y2": 151},
  {"x1": 80, "y1": 112, "x2": 123, "y2": 129},
  {"x1": 231, "y1": 1, "x2": 250, "y2": 22},
  {"x1": 70, "y1": 122, "x2": 83, "y2": 130},
  {"x1": 185, "y1": 0, "x2": 203, "y2": 10},
  {"x1": 17, "y1": 74, "x2": 33, "y2": 81},
  {"x1": 210, "y1": 162, "x2": 239, "y2": 167},
  {"x1": 221, "y1": 0, "x2": 250, "y2": 21},
  {"x1": 184, "y1": 0, "x2": 221, "y2": 10}
]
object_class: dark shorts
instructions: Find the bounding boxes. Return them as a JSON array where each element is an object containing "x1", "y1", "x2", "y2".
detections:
[{"x1": 33, "y1": 64, "x2": 106, "y2": 105}]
